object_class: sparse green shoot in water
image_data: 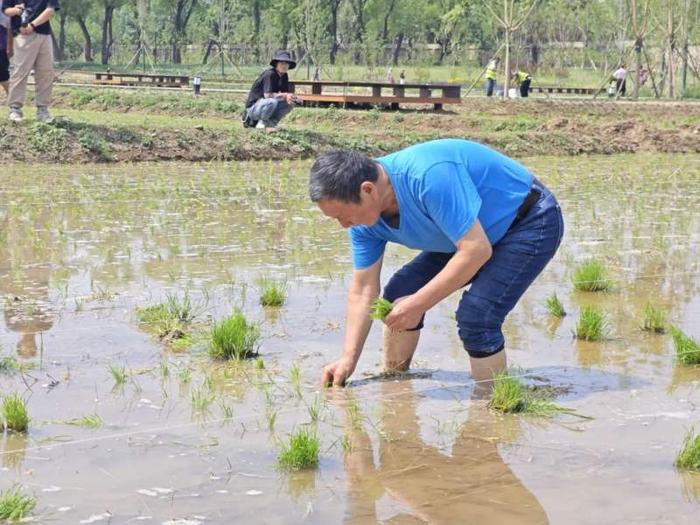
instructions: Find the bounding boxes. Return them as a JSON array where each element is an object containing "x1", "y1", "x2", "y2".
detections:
[
  {"x1": 489, "y1": 372, "x2": 581, "y2": 417},
  {"x1": 675, "y1": 428, "x2": 700, "y2": 471},
  {"x1": 1, "y1": 393, "x2": 30, "y2": 433},
  {"x1": 370, "y1": 297, "x2": 393, "y2": 320},
  {"x1": 0, "y1": 355, "x2": 20, "y2": 373},
  {"x1": 572, "y1": 259, "x2": 612, "y2": 292},
  {"x1": 255, "y1": 356, "x2": 265, "y2": 370},
  {"x1": 136, "y1": 292, "x2": 202, "y2": 336},
  {"x1": 278, "y1": 427, "x2": 321, "y2": 470},
  {"x1": 642, "y1": 303, "x2": 666, "y2": 333},
  {"x1": 670, "y1": 326, "x2": 700, "y2": 365},
  {"x1": 109, "y1": 363, "x2": 128, "y2": 385},
  {"x1": 0, "y1": 485, "x2": 36, "y2": 521},
  {"x1": 66, "y1": 414, "x2": 103, "y2": 429},
  {"x1": 545, "y1": 293, "x2": 566, "y2": 317},
  {"x1": 208, "y1": 311, "x2": 260, "y2": 360},
  {"x1": 575, "y1": 306, "x2": 609, "y2": 341}
]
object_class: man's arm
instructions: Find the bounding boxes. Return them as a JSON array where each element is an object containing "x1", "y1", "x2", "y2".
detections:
[
  {"x1": 3, "y1": 2, "x2": 25, "y2": 17},
  {"x1": 19, "y1": 6, "x2": 55, "y2": 34},
  {"x1": 384, "y1": 220, "x2": 492, "y2": 331},
  {"x1": 321, "y1": 255, "x2": 383, "y2": 387}
]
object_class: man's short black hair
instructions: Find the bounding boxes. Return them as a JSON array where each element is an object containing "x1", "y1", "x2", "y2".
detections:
[{"x1": 309, "y1": 150, "x2": 378, "y2": 203}]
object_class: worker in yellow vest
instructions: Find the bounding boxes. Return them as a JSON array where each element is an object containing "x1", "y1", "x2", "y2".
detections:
[
  {"x1": 513, "y1": 69, "x2": 532, "y2": 98},
  {"x1": 484, "y1": 57, "x2": 499, "y2": 97}
]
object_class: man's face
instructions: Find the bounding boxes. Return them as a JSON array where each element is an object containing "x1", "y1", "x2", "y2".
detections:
[
  {"x1": 276, "y1": 62, "x2": 290, "y2": 75},
  {"x1": 316, "y1": 183, "x2": 381, "y2": 229}
]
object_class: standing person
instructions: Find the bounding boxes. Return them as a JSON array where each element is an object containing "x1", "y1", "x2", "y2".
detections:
[
  {"x1": 485, "y1": 57, "x2": 499, "y2": 97},
  {"x1": 2, "y1": 0, "x2": 60, "y2": 122},
  {"x1": 399, "y1": 70, "x2": 405, "y2": 85},
  {"x1": 243, "y1": 49, "x2": 301, "y2": 132},
  {"x1": 513, "y1": 69, "x2": 532, "y2": 98},
  {"x1": 0, "y1": 9, "x2": 12, "y2": 96},
  {"x1": 612, "y1": 64, "x2": 627, "y2": 97},
  {"x1": 386, "y1": 68, "x2": 394, "y2": 83},
  {"x1": 308, "y1": 139, "x2": 564, "y2": 393}
]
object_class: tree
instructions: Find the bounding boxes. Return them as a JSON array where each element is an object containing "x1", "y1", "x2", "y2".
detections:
[
  {"x1": 170, "y1": 0, "x2": 199, "y2": 64},
  {"x1": 62, "y1": 0, "x2": 94, "y2": 62},
  {"x1": 100, "y1": 0, "x2": 127, "y2": 65}
]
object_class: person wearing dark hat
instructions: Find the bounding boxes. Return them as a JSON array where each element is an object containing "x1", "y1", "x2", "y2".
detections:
[{"x1": 243, "y1": 49, "x2": 302, "y2": 132}]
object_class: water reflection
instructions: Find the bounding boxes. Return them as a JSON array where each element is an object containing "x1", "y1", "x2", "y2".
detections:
[{"x1": 339, "y1": 383, "x2": 548, "y2": 525}]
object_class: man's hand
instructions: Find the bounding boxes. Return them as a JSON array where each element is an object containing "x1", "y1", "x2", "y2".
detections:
[
  {"x1": 384, "y1": 295, "x2": 425, "y2": 332},
  {"x1": 19, "y1": 24, "x2": 33, "y2": 35},
  {"x1": 285, "y1": 93, "x2": 301, "y2": 105},
  {"x1": 321, "y1": 355, "x2": 357, "y2": 387}
]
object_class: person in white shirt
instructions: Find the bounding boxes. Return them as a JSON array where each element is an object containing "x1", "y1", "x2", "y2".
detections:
[{"x1": 612, "y1": 65, "x2": 627, "y2": 97}]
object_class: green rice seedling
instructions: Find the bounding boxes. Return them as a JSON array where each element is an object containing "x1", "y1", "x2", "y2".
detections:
[
  {"x1": 489, "y1": 372, "x2": 526, "y2": 413},
  {"x1": 545, "y1": 293, "x2": 566, "y2": 317},
  {"x1": 191, "y1": 382, "x2": 216, "y2": 412},
  {"x1": 66, "y1": 414, "x2": 103, "y2": 429},
  {"x1": 109, "y1": 363, "x2": 128, "y2": 385},
  {"x1": 289, "y1": 363, "x2": 302, "y2": 395},
  {"x1": 208, "y1": 311, "x2": 260, "y2": 360},
  {"x1": 178, "y1": 366, "x2": 192, "y2": 384},
  {"x1": 277, "y1": 427, "x2": 321, "y2": 470},
  {"x1": 0, "y1": 355, "x2": 19, "y2": 373},
  {"x1": 574, "y1": 306, "x2": 609, "y2": 341},
  {"x1": 346, "y1": 398, "x2": 362, "y2": 430},
  {"x1": 2, "y1": 393, "x2": 30, "y2": 432},
  {"x1": 219, "y1": 401, "x2": 233, "y2": 420},
  {"x1": 159, "y1": 360, "x2": 170, "y2": 381},
  {"x1": 0, "y1": 485, "x2": 36, "y2": 521},
  {"x1": 369, "y1": 297, "x2": 393, "y2": 320},
  {"x1": 136, "y1": 292, "x2": 202, "y2": 336},
  {"x1": 267, "y1": 410, "x2": 278, "y2": 432},
  {"x1": 675, "y1": 428, "x2": 700, "y2": 471},
  {"x1": 642, "y1": 303, "x2": 666, "y2": 333},
  {"x1": 255, "y1": 356, "x2": 265, "y2": 370},
  {"x1": 259, "y1": 279, "x2": 287, "y2": 307},
  {"x1": 572, "y1": 259, "x2": 612, "y2": 292},
  {"x1": 341, "y1": 434, "x2": 352, "y2": 453},
  {"x1": 306, "y1": 395, "x2": 322, "y2": 424},
  {"x1": 670, "y1": 326, "x2": 700, "y2": 365}
]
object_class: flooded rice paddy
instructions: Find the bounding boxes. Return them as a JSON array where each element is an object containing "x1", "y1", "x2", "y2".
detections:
[{"x1": 0, "y1": 154, "x2": 699, "y2": 524}]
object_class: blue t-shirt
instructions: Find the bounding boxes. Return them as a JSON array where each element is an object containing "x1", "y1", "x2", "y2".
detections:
[{"x1": 348, "y1": 139, "x2": 533, "y2": 269}]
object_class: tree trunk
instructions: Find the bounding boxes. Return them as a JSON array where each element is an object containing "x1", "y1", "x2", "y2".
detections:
[
  {"x1": 57, "y1": 11, "x2": 66, "y2": 60},
  {"x1": 504, "y1": 26, "x2": 511, "y2": 96},
  {"x1": 667, "y1": 2, "x2": 676, "y2": 98},
  {"x1": 328, "y1": 0, "x2": 341, "y2": 64},
  {"x1": 252, "y1": 0, "x2": 261, "y2": 62},
  {"x1": 101, "y1": 5, "x2": 115, "y2": 65},
  {"x1": 382, "y1": 0, "x2": 396, "y2": 43},
  {"x1": 172, "y1": 0, "x2": 197, "y2": 65},
  {"x1": 392, "y1": 32, "x2": 404, "y2": 65},
  {"x1": 352, "y1": 0, "x2": 366, "y2": 64},
  {"x1": 634, "y1": 37, "x2": 643, "y2": 100},
  {"x1": 77, "y1": 16, "x2": 93, "y2": 62}
]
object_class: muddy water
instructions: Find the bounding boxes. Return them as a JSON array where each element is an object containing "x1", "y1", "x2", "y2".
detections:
[{"x1": 0, "y1": 154, "x2": 698, "y2": 524}]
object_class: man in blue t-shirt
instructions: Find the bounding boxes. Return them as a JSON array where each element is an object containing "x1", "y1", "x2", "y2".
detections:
[
  {"x1": 309, "y1": 139, "x2": 564, "y2": 393},
  {"x1": 2, "y1": 0, "x2": 59, "y2": 122}
]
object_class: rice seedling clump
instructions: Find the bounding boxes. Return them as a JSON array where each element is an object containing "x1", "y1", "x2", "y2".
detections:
[
  {"x1": 675, "y1": 429, "x2": 700, "y2": 471},
  {"x1": 369, "y1": 297, "x2": 393, "y2": 320},
  {"x1": 545, "y1": 293, "x2": 566, "y2": 317},
  {"x1": 0, "y1": 485, "x2": 36, "y2": 521},
  {"x1": 575, "y1": 306, "x2": 609, "y2": 341},
  {"x1": 642, "y1": 303, "x2": 666, "y2": 333},
  {"x1": 572, "y1": 259, "x2": 612, "y2": 292},
  {"x1": 278, "y1": 427, "x2": 321, "y2": 470},
  {"x1": 208, "y1": 311, "x2": 260, "y2": 360},
  {"x1": 488, "y1": 372, "x2": 580, "y2": 417},
  {"x1": 670, "y1": 326, "x2": 700, "y2": 365},
  {"x1": 136, "y1": 292, "x2": 201, "y2": 337},
  {"x1": 1, "y1": 393, "x2": 29, "y2": 433},
  {"x1": 259, "y1": 281, "x2": 287, "y2": 307}
]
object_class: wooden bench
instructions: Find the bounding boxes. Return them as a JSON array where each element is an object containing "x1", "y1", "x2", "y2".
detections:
[
  {"x1": 529, "y1": 85, "x2": 605, "y2": 96},
  {"x1": 94, "y1": 72, "x2": 190, "y2": 88},
  {"x1": 289, "y1": 80, "x2": 461, "y2": 110}
]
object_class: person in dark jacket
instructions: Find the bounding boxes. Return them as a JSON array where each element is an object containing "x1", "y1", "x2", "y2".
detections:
[{"x1": 244, "y1": 49, "x2": 301, "y2": 132}]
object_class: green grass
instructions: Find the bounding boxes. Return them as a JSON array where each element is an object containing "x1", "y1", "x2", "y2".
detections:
[
  {"x1": 258, "y1": 279, "x2": 287, "y2": 307},
  {"x1": 277, "y1": 427, "x2": 321, "y2": 470},
  {"x1": 109, "y1": 363, "x2": 128, "y2": 385},
  {"x1": 572, "y1": 259, "x2": 612, "y2": 292},
  {"x1": 369, "y1": 297, "x2": 393, "y2": 320},
  {"x1": 136, "y1": 292, "x2": 202, "y2": 336},
  {"x1": 575, "y1": 306, "x2": 610, "y2": 341},
  {"x1": 488, "y1": 372, "x2": 580, "y2": 417},
  {"x1": 1, "y1": 393, "x2": 30, "y2": 433},
  {"x1": 670, "y1": 326, "x2": 700, "y2": 365},
  {"x1": 255, "y1": 356, "x2": 265, "y2": 370},
  {"x1": 0, "y1": 485, "x2": 36, "y2": 521},
  {"x1": 0, "y1": 355, "x2": 20, "y2": 373},
  {"x1": 545, "y1": 293, "x2": 566, "y2": 317},
  {"x1": 642, "y1": 303, "x2": 666, "y2": 333},
  {"x1": 208, "y1": 311, "x2": 260, "y2": 360},
  {"x1": 675, "y1": 429, "x2": 700, "y2": 471},
  {"x1": 191, "y1": 382, "x2": 216, "y2": 412}
]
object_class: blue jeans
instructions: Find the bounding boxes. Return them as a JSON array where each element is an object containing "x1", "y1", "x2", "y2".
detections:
[
  {"x1": 485, "y1": 78, "x2": 496, "y2": 96},
  {"x1": 246, "y1": 98, "x2": 293, "y2": 127},
  {"x1": 383, "y1": 178, "x2": 564, "y2": 358}
]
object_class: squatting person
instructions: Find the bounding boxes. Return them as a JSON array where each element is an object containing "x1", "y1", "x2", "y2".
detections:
[
  {"x1": 243, "y1": 49, "x2": 301, "y2": 132},
  {"x1": 309, "y1": 139, "x2": 564, "y2": 392}
]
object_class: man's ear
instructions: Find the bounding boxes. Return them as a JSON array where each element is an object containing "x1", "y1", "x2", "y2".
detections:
[{"x1": 359, "y1": 181, "x2": 375, "y2": 195}]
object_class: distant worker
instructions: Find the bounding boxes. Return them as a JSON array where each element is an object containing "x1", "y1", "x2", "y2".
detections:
[
  {"x1": 513, "y1": 69, "x2": 532, "y2": 98},
  {"x1": 638, "y1": 67, "x2": 649, "y2": 87},
  {"x1": 612, "y1": 64, "x2": 627, "y2": 97},
  {"x1": 386, "y1": 68, "x2": 394, "y2": 84},
  {"x1": 242, "y1": 49, "x2": 302, "y2": 132},
  {"x1": 485, "y1": 57, "x2": 500, "y2": 97},
  {"x1": 399, "y1": 70, "x2": 405, "y2": 85}
]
